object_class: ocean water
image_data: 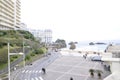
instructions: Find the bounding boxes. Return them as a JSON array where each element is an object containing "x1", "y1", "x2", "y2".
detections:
[
  {"x1": 66, "y1": 41, "x2": 111, "y2": 52},
  {"x1": 64, "y1": 40, "x2": 120, "y2": 52},
  {"x1": 75, "y1": 43, "x2": 108, "y2": 52}
]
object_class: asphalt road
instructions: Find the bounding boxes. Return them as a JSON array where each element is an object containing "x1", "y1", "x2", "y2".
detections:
[
  {"x1": 11, "y1": 52, "x2": 60, "y2": 80},
  {"x1": 11, "y1": 52, "x2": 110, "y2": 80}
]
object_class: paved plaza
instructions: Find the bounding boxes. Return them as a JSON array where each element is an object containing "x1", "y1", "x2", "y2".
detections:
[
  {"x1": 10, "y1": 52, "x2": 111, "y2": 80},
  {"x1": 41, "y1": 54, "x2": 110, "y2": 80}
]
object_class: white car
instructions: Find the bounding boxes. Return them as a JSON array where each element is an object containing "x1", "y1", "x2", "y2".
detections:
[{"x1": 91, "y1": 56, "x2": 102, "y2": 61}]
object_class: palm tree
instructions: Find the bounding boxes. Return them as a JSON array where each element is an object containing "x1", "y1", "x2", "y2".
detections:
[{"x1": 89, "y1": 69, "x2": 95, "y2": 78}]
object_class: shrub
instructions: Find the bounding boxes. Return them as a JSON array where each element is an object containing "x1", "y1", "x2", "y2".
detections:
[
  {"x1": 25, "y1": 55, "x2": 30, "y2": 61},
  {"x1": 33, "y1": 47, "x2": 46, "y2": 55},
  {"x1": 10, "y1": 58, "x2": 14, "y2": 62},
  {"x1": 12, "y1": 55, "x2": 18, "y2": 59},
  {"x1": 0, "y1": 31, "x2": 7, "y2": 36},
  {"x1": 89, "y1": 69, "x2": 95, "y2": 77},
  {"x1": 30, "y1": 53, "x2": 35, "y2": 56}
]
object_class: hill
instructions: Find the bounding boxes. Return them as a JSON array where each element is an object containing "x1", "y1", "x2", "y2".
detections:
[{"x1": 0, "y1": 30, "x2": 43, "y2": 70}]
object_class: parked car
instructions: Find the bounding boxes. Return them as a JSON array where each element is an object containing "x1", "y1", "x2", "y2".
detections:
[{"x1": 91, "y1": 56, "x2": 102, "y2": 61}]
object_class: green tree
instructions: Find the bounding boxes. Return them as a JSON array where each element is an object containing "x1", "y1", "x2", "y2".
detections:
[
  {"x1": 69, "y1": 42, "x2": 76, "y2": 50},
  {"x1": 55, "y1": 39, "x2": 67, "y2": 48}
]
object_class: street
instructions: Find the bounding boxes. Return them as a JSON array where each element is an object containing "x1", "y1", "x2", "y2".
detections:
[
  {"x1": 11, "y1": 52, "x2": 60, "y2": 80},
  {"x1": 11, "y1": 52, "x2": 110, "y2": 80}
]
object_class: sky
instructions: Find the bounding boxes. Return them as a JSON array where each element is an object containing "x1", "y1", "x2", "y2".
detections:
[{"x1": 21, "y1": 0, "x2": 120, "y2": 42}]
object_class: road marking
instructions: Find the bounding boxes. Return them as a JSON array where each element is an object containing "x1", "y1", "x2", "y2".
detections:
[
  {"x1": 21, "y1": 70, "x2": 42, "y2": 74},
  {"x1": 29, "y1": 70, "x2": 31, "y2": 73},
  {"x1": 55, "y1": 60, "x2": 87, "y2": 80},
  {"x1": 39, "y1": 70, "x2": 42, "y2": 73},
  {"x1": 39, "y1": 77, "x2": 44, "y2": 80},
  {"x1": 35, "y1": 77, "x2": 39, "y2": 80},
  {"x1": 22, "y1": 70, "x2": 25, "y2": 73},
  {"x1": 26, "y1": 70, "x2": 28, "y2": 73},
  {"x1": 35, "y1": 71, "x2": 38, "y2": 73}
]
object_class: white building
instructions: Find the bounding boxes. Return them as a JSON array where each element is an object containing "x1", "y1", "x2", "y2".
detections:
[
  {"x1": 29, "y1": 29, "x2": 52, "y2": 43},
  {"x1": 101, "y1": 45, "x2": 120, "y2": 80},
  {"x1": 0, "y1": 0, "x2": 21, "y2": 30},
  {"x1": 20, "y1": 23, "x2": 28, "y2": 31}
]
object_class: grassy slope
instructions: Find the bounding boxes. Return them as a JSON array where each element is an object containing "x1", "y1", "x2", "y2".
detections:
[
  {"x1": 0, "y1": 30, "x2": 34, "y2": 69},
  {"x1": 0, "y1": 30, "x2": 45, "y2": 70}
]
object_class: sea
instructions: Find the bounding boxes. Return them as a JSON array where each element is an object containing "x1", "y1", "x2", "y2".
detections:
[{"x1": 65, "y1": 40, "x2": 120, "y2": 52}]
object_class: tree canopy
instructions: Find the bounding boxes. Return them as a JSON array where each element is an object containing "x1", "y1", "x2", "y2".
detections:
[
  {"x1": 69, "y1": 42, "x2": 76, "y2": 50},
  {"x1": 55, "y1": 39, "x2": 67, "y2": 49}
]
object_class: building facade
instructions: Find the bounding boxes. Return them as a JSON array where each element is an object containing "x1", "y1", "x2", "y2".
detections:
[
  {"x1": 20, "y1": 23, "x2": 28, "y2": 31},
  {"x1": 0, "y1": 0, "x2": 21, "y2": 30},
  {"x1": 30, "y1": 29, "x2": 52, "y2": 43},
  {"x1": 101, "y1": 45, "x2": 120, "y2": 80}
]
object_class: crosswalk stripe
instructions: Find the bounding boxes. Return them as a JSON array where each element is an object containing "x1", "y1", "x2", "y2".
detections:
[
  {"x1": 26, "y1": 70, "x2": 28, "y2": 73},
  {"x1": 22, "y1": 70, "x2": 43, "y2": 74},
  {"x1": 22, "y1": 70, "x2": 25, "y2": 73},
  {"x1": 39, "y1": 70, "x2": 42, "y2": 73},
  {"x1": 39, "y1": 77, "x2": 44, "y2": 80},
  {"x1": 29, "y1": 70, "x2": 31, "y2": 73},
  {"x1": 35, "y1": 77, "x2": 39, "y2": 80},
  {"x1": 24, "y1": 77, "x2": 43, "y2": 80}
]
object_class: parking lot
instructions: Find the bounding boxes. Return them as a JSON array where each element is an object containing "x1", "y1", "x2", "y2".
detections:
[{"x1": 41, "y1": 54, "x2": 111, "y2": 80}]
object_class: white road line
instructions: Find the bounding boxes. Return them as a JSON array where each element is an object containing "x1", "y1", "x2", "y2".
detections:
[
  {"x1": 36, "y1": 71, "x2": 38, "y2": 73},
  {"x1": 29, "y1": 70, "x2": 31, "y2": 73},
  {"x1": 35, "y1": 77, "x2": 39, "y2": 80},
  {"x1": 39, "y1": 77, "x2": 44, "y2": 80},
  {"x1": 56, "y1": 60, "x2": 84, "y2": 80},
  {"x1": 22, "y1": 70, "x2": 25, "y2": 73},
  {"x1": 26, "y1": 70, "x2": 28, "y2": 73},
  {"x1": 31, "y1": 78, "x2": 34, "y2": 80},
  {"x1": 39, "y1": 70, "x2": 42, "y2": 73}
]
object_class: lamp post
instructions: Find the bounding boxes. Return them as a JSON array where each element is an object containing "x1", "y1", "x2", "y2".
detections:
[
  {"x1": 23, "y1": 39, "x2": 25, "y2": 67},
  {"x1": 8, "y1": 43, "x2": 24, "y2": 80},
  {"x1": 8, "y1": 43, "x2": 10, "y2": 80}
]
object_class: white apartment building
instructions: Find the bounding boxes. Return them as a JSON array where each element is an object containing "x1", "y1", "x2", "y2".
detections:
[
  {"x1": 20, "y1": 23, "x2": 28, "y2": 31},
  {"x1": 101, "y1": 45, "x2": 120, "y2": 80},
  {"x1": 29, "y1": 29, "x2": 52, "y2": 43},
  {"x1": 0, "y1": 0, "x2": 21, "y2": 30}
]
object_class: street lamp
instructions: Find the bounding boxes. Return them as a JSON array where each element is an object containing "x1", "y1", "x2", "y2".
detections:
[
  {"x1": 22, "y1": 39, "x2": 25, "y2": 67},
  {"x1": 8, "y1": 43, "x2": 25, "y2": 80}
]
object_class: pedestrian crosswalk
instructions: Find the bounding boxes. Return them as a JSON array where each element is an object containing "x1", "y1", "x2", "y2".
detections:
[
  {"x1": 24, "y1": 77, "x2": 44, "y2": 80},
  {"x1": 22, "y1": 70, "x2": 42, "y2": 73}
]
